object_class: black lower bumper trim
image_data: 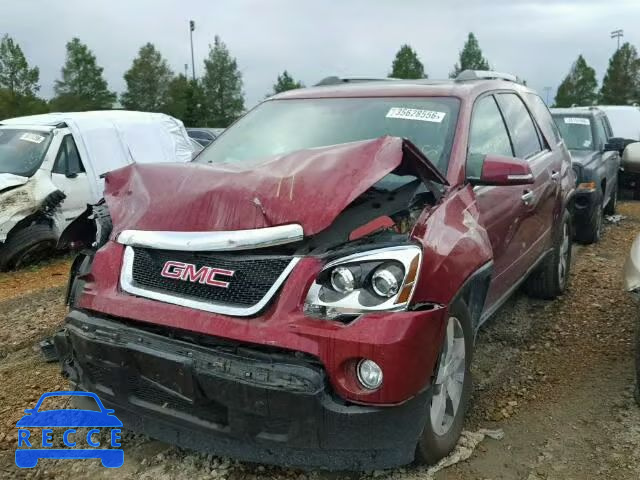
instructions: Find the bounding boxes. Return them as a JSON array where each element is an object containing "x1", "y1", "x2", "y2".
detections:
[{"x1": 54, "y1": 310, "x2": 430, "y2": 470}]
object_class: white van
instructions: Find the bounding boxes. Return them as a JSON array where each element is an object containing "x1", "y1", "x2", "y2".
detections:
[{"x1": 0, "y1": 110, "x2": 196, "y2": 269}]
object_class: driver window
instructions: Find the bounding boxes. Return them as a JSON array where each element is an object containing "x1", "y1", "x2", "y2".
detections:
[{"x1": 467, "y1": 95, "x2": 513, "y2": 178}]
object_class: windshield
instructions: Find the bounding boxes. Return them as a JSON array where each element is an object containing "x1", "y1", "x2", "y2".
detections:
[
  {"x1": 553, "y1": 115, "x2": 594, "y2": 151},
  {"x1": 0, "y1": 129, "x2": 52, "y2": 177},
  {"x1": 196, "y1": 97, "x2": 460, "y2": 173}
]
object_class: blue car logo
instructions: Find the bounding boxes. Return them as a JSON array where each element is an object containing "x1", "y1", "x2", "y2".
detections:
[{"x1": 15, "y1": 391, "x2": 123, "y2": 468}]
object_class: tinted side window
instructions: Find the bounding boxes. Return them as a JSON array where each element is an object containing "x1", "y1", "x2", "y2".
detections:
[
  {"x1": 467, "y1": 95, "x2": 513, "y2": 178},
  {"x1": 524, "y1": 93, "x2": 560, "y2": 144},
  {"x1": 495, "y1": 93, "x2": 542, "y2": 159},
  {"x1": 595, "y1": 117, "x2": 608, "y2": 150},
  {"x1": 53, "y1": 135, "x2": 84, "y2": 175}
]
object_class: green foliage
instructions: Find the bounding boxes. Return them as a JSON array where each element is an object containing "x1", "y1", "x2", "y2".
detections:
[
  {"x1": 0, "y1": 34, "x2": 40, "y2": 96},
  {"x1": 599, "y1": 43, "x2": 640, "y2": 105},
  {"x1": 121, "y1": 43, "x2": 173, "y2": 111},
  {"x1": 271, "y1": 70, "x2": 303, "y2": 95},
  {"x1": 201, "y1": 36, "x2": 245, "y2": 127},
  {"x1": 389, "y1": 44, "x2": 426, "y2": 79},
  {"x1": 163, "y1": 74, "x2": 207, "y2": 127},
  {"x1": 553, "y1": 55, "x2": 598, "y2": 107},
  {"x1": 51, "y1": 38, "x2": 116, "y2": 111},
  {"x1": 450, "y1": 33, "x2": 490, "y2": 78},
  {"x1": 0, "y1": 34, "x2": 47, "y2": 119}
]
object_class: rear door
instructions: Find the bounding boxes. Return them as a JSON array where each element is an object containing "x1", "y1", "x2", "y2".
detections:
[
  {"x1": 468, "y1": 94, "x2": 531, "y2": 308},
  {"x1": 495, "y1": 93, "x2": 557, "y2": 269},
  {"x1": 50, "y1": 135, "x2": 92, "y2": 226},
  {"x1": 595, "y1": 115, "x2": 620, "y2": 202}
]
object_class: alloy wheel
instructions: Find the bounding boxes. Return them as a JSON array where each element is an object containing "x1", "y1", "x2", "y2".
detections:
[{"x1": 430, "y1": 316, "x2": 466, "y2": 436}]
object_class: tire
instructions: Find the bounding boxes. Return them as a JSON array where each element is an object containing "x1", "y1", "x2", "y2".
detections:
[
  {"x1": 604, "y1": 183, "x2": 617, "y2": 215},
  {"x1": 0, "y1": 223, "x2": 57, "y2": 271},
  {"x1": 635, "y1": 318, "x2": 640, "y2": 406},
  {"x1": 526, "y1": 209, "x2": 572, "y2": 299},
  {"x1": 415, "y1": 299, "x2": 473, "y2": 465},
  {"x1": 575, "y1": 198, "x2": 603, "y2": 245}
]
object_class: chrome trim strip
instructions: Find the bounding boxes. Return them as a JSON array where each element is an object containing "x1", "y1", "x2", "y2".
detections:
[
  {"x1": 117, "y1": 224, "x2": 304, "y2": 252},
  {"x1": 507, "y1": 173, "x2": 534, "y2": 181},
  {"x1": 119, "y1": 246, "x2": 300, "y2": 316}
]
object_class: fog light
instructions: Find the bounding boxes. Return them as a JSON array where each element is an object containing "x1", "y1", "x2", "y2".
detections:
[
  {"x1": 331, "y1": 266, "x2": 355, "y2": 293},
  {"x1": 357, "y1": 359, "x2": 383, "y2": 390}
]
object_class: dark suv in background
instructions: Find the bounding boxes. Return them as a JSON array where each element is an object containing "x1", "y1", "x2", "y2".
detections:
[
  {"x1": 551, "y1": 107, "x2": 620, "y2": 243},
  {"x1": 55, "y1": 71, "x2": 575, "y2": 470}
]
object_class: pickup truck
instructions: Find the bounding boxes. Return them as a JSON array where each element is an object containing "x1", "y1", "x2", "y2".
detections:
[{"x1": 551, "y1": 107, "x2": 620, "y2": 243}]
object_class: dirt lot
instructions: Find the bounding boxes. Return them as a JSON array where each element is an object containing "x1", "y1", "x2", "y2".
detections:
[{"x1": 0, "y1": 203, "x2": 639, "y2": 480}]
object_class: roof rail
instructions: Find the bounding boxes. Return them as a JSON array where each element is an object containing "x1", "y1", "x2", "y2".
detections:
[
  {"x1": 455, "y1": 70, "x2": 521, "y2": 83},
  {"x1": 314, "y1": 76, "x2": 399, "y2": 86}
]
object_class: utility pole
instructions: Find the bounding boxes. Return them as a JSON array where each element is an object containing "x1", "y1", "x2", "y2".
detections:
[
  {"x1": 184, "y1": 63, "x2": 188, "y2": 77},
  {"x1": 543, "y1": 86, "x2": 552, "y2": 105},
  {"x1": 611, "y1": 29, "x2": 624, "y2": 50},
  {"x1": 189, "y1": 20, "x2": 196, "y2": 80}
]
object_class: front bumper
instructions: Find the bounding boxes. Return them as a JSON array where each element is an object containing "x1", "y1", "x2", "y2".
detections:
[
  {"x1": 572, "y1": 189, "x2": 600, "y2": 231},
  {"x1": 54, "y1": 310, "x2": 431, "y2": 470}
]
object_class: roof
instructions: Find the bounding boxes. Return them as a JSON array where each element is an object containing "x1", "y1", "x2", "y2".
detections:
[
  {"x1": 550, "y1": 107, "x2": 602, "y2": 117},
  {"x1": 270, "y1": 78, "x2": 534, "y2": 101}
]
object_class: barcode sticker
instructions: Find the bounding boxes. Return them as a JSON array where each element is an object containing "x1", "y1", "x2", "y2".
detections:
[{"x1": 386, "y1": 107, "x2": 446, "y2": 123}]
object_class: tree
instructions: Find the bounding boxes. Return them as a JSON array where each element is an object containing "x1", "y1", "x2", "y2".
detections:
[
  {"x1": 201, "y1": 36, "x2": 245, "y2": 127},
  {"x1": 51, "y1": 38, "x2": 116, "y2": 111},
  {"x1": 270, "y1": 70, "x2": 303, "y2": 95},
  {"x1": 0, "y1": 34, "x2": 47, "y2": 119},
  {"x1": 0, "y1": 34, "x2": 40, "y2": 96},
  {"x1": 389, "y1": 44, "x2": 426, "y2": 79},
  {"x1": 599, "y1": 43, "x2": 640, "y2": 105},
  {"x1": 121, "y1": 43, "x2": 173, "y2": 111},
  {"x1": 163, "y1": 74, "x2": 207, "y2": 127},
  {"x1": 450, "y1": 33, "x2": 490, "y2": 78},
  {"x1": 554, "y1": 55, "x2": 598, "y2": 107}
]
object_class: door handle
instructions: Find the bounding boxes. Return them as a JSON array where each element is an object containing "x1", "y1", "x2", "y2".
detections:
[
  {"x1": 551, "y1": 171, "x2": 560, "y2": 182},
  {"x1": 522, "y1": 190, "x2": 536, "y2": 205}
]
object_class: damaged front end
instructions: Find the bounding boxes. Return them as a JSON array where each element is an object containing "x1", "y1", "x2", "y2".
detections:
[{"x1": 55, "y1": 136, "x2": 451, "y2": 469}]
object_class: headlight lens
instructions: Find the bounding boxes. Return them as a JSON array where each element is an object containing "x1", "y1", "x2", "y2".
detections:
[
  {"x1": 304, "y1": 245, "x2": 421, "y2": 320},
  {"x1": 331, "y1": 266, "x2": 356, "y2": 293}
]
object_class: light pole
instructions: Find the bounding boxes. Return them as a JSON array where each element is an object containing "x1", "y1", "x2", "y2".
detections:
[
  {"x1": 189, "y1": 20, "x2": 196, "y2": 80},
  {"x1": 611, "y1": 29, "x2": 624, "y2": 50},
  {"x1": 184, "y1": 63, "x2": 188, "y2": 78}
]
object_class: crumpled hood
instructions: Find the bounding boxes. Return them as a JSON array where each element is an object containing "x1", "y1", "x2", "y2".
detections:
[
  {"x1": 0, "y1": 173, "x2": 29, "y2": 192},
  {"x1": 104, "y1": 136, "x2": 447, "y2": 236}
]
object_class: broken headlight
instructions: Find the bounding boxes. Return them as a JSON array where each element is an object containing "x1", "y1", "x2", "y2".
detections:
[{"x1": 304, "y1": 245, "x2": 421, "y2": 320}]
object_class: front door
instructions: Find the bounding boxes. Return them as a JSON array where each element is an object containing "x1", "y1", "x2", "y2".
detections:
[{"x1": 50, "y1": 135, "x2": 92, "y2": 229}]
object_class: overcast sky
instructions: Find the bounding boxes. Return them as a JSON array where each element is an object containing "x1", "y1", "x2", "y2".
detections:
[{"x1": 1, "y1": 0, "x2": 639, "y2": 108}]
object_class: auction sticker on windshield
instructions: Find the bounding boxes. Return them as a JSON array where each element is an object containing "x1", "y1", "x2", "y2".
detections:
[
  {"x1": 563, "y1": 117, "x2": 590, "y2": 126},
  {"x1": 386, "y1": 107, "x2": 446, "y2": 123},
  {"x1": 19, "y1": 133, "x2": 46, "y2": 144}
]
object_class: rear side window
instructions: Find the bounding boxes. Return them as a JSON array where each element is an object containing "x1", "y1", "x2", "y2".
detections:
[
  {"x1": 467, "y1": 95, "x2": 513, "y2": 178},
  {"x1": 495, "y1": 93, "x2": 543, "y2": 159},
  {"x1": 53, "y1": 135, "x2": 85, "y2": 175},
  {"x1": 524, "y1": 93, "x2": 561, "y2": 145}
]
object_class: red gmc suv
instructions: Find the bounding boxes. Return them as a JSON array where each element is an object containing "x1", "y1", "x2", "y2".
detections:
[{"x1": 54, "y1": 71, "x2": 575, "y2": 470}]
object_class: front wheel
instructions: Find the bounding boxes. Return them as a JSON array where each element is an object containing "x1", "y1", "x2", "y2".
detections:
[
  {"x1": 415, "y1": 300, "x2": 473, "y2": 465},
  {"x1": 526, "y1": 209, "x2": 572, "y2": 299}
]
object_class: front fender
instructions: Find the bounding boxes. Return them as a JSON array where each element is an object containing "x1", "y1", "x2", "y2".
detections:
[{"x1": 411, "y1": 186, "x2": 493, "y2": 323}]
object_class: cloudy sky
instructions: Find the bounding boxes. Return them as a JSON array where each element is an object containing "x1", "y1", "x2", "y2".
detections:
[{"x1": 1, "y1": 0, "x2": 639, "y2": 107}]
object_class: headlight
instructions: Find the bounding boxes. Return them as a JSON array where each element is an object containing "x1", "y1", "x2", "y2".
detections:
[{"x1": 304, "y1": 245, "x2": 421, "y2": 321}]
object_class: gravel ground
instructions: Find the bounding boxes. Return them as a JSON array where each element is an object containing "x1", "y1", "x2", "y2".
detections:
[{"x1": 0, "y1": 203, "x2": 639, "y2": 480}]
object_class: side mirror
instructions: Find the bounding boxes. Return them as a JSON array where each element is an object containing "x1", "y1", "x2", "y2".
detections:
[
  {"x1": 470, "y1": 154, "x2": 534, "y2": 186},
  {"x1": 605, "y1": 137, "x2": 628, "y2": 152},
  {"x1": 622, "y1": 142, "x2": 640, "y2": 173}
]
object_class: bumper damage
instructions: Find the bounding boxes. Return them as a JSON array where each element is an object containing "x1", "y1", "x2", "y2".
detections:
[{"x1": 54, "y1": 310, "x2": 431, "y2": 470}]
